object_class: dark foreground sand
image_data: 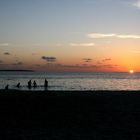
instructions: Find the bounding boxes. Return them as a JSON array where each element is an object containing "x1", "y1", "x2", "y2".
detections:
[{"x1": 0, "y1": 90, "x2": 140, "y2": 140}]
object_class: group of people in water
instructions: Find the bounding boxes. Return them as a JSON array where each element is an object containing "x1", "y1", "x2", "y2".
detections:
[
  {"x1": 26, "y1": 79, "x2": 48, "y2": 88},
  {"x1": 5, "y1": 79, "x2": 48, "y2": 90}
]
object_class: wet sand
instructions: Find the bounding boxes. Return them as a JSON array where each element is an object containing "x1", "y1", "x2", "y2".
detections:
[{"x1": 0, "y1": 90, "x2": 140, "y2": 139}]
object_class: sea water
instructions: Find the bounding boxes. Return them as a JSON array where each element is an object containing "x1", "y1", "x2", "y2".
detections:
[{"x1": 0, "y1": 71, "x2": 140, "y2": 90}]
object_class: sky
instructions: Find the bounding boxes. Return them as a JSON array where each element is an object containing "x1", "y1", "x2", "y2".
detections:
[{"x1": 0, "y1": 0, "x2": 140, "y2": 72}]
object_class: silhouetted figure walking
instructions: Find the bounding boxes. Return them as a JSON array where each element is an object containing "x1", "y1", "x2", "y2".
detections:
[
  {"x1": 33, "y1": 80, "x2": 37, "y2": 88},
  {"x1": 16, "y1": 82, "x2": 20, "y2": 88},
  {"x1": 44, "y1": 79, "x2": 48, "y2": 88},
  {"x1": 5, "y1": 84, "x2": 9, "y2": 90},
  {"x1": 28, "y1": 80, "x2": 32, "y2": 89}
]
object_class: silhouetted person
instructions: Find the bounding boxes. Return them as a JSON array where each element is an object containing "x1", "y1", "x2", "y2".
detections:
[
  {"x1": 16, "y1": 82, "x2": 20, "y2": 88},
  {"x1": 44, "y1": 79, "x2": 48, "y2": 88},
  {"x1": 5, "y1": 84, "x2": 9, "y2": 90},
  {"x1": 28, "y1": 80, "x2": 32, "y2": 89},
  {"x1": 33, "y1": 80, "x2": 37, "y2": 88}
]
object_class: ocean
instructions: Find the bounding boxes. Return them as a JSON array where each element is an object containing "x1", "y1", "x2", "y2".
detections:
[{"x1": 0, "y1": 71, "x2": 140, "y2": 91}]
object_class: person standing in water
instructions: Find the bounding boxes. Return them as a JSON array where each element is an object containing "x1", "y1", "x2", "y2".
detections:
[
  {"x1": 44, "y1": 79, "x2": 48, "y2": 88},
  {"x1": 33, "y1": 80, "x2": 37, "y2": 88},
  {"x1": 28, "y1": 80, "x2": 32, "y2": 89},
  {"x1": 5, "y1": 84, "x2": 9, "y2": 90},
  {"x1": 16, "y1": 82, "x2": 21, "y2": 88}
]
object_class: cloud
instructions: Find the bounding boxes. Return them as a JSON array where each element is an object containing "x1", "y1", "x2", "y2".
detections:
[
  {"x1": 55, "y1": 63, "x2": 118, "y2": 69},
  {"x1": 56, "y1": 64, "x2": 97, "y2": 69},
  {"x1": 34, "y1": 62, "x2": 118, "y2": 71},
  {"x1": 70, "y1": 43, "x2": 95, "y2": 47},
  {"x1": 102, "y1": 58, "x2": 111, "y2": 62},
  {"x1": 0, "y1": 43, "x2": 9, "y2": 47},
  {"x1": 88, "y1": 33, "x2": 115, "y2": 38},
  {"x1": 88, "y1": 33, "x2": 140, "y2": 39},
  {"x1": 117, "y1": 35, "x2": 140, "y2": 39},
  {"x1": 83, "y1": 58, "x2": 92, "y2": 63},
  {"x1": 42, "y1": 56, "x2": 57, "y2": 62},
  {"x1": 102, "y1": 64, "x2": 115, "y2": 69},
  {"x1": 133, "y1": 0, "x2": 140, "y2": 9},
  {"x1": 4, "y1": 52, "x2": 11, "y2": 55}
]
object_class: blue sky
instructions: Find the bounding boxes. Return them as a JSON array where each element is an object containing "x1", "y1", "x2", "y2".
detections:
[
  {"x1": 0, "y1": 0, "x2": 140, "y2": 71},
  {"x1": 0, "y1": 0, "x2": 140, "y2": 43}
]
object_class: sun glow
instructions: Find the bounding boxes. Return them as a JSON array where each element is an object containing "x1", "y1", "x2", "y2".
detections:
[{"x1": 129, "y1": 70, "x2": 134, "y2": 74}]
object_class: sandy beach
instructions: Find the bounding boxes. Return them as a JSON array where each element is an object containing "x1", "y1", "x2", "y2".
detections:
[{"x1": 0, "y1": 90, "x2": 140, "y2": 139}]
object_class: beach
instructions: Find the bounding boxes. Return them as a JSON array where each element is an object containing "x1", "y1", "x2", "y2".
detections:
[{"x1": 0, "y1": 90, "x2": 140, "y2": 139}]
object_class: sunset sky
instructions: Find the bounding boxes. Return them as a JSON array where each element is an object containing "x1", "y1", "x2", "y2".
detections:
[{"x1": 0, "y1": 0, "x2": 140, "y2": 72}]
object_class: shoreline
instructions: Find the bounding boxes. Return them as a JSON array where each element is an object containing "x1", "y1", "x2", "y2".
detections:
[{"x1": 0, "y1": 89, "x2": 140, "y2": 96}]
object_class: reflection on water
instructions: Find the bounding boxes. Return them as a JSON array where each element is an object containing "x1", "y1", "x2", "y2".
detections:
[{"x1": 0, "y1": 71, "x2": 140, "y2": 90}]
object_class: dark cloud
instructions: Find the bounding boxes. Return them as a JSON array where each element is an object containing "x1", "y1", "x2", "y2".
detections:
[
  {"x1": 102, "y1": 65, "x2": 114, "y2": 68},
  {"x1": 55, "y1": 64, "x2": 97, "y2": 69},
  {"x1": 102, "y1": 58, "x2": 111, "y2": 62},
  {"x1": 44, "y1": 63, "x2": 118, "y2": 69},
  {"x1": 32, "y1": 62, "x2": 119, "y2": 71},
  {"x1": 4, "y1": 52, "x2": 11, "y2": 55},
  {"x1": 83, "y1": 58, "x2": 92, "y2": 63},
  {"x1": 42, "y1": 56, "x2": 57, "y2": 62},
  {"x1": 99, "y1": 64, "x2": 118, "y2": 69}
]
